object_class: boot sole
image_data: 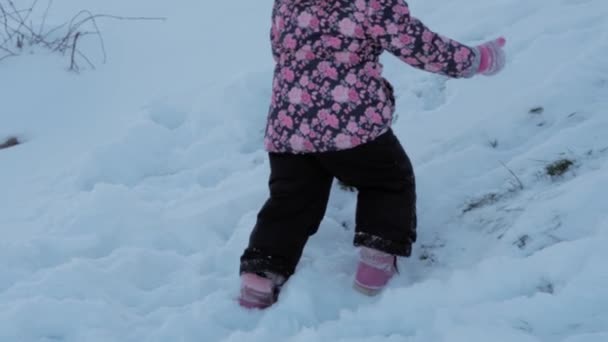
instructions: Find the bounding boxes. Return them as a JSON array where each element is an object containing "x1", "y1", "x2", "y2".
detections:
[
  {"x1": 353, "y1": 282, "x2": 382, "y2": 296},
  {"x1": 238, "y1": 287, "x2": 276, "y2": 309}
]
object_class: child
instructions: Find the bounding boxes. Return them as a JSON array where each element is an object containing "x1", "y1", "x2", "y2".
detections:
[{"x1": 238, "y1": 0, "x2": 506, "y2": 309}]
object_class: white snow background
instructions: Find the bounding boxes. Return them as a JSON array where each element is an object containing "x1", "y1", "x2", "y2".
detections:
[{"x1": 1, "y1": 0, "x2": 607, "y2": 341}]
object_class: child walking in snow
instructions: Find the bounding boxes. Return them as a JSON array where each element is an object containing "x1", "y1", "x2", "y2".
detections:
[{"x1": 239, "y1": 0, "x2": 506, "y2": 309}]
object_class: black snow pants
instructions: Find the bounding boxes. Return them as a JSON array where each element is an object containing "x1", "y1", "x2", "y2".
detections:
[{"x1": 240, "y1": 129, "x2": 417, "y2": 279}]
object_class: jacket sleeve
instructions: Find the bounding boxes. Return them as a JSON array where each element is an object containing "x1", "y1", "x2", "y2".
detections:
[
  {"x1": 367, "y1": 0, "x2": 480, "y2": 78},
  {"x1": 270, "y1": 3, "x2": 281, "y2": 63}
]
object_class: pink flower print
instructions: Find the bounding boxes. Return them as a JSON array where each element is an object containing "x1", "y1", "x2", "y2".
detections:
[
  {"x1": 282, "y1": 68, "x2": 295, "y2": 82},
  {"x1": 283, "y1": 34, "x2": 297, "y2": 49},
  {"x1": 454, "y1": 47, "x2": 471, "y2": 63},
  {"x1": 400, "y1": 48, "x2": 413, "y2": 56},
  {"x1": 297, "y1": 12, "x2": 313, "y2": 28},
  {"x1": 303, "y1": 140, "x2": 314, "y2": 151},
  {"x1": 425, "y1": 63, "x2": 442, "y2": 72},
  {"x1": 347, "y1": 121, "x2": 359, "y2": 133},
  {"x1": 289, "y1": 135, "x2": 305, "y2": 151},
  {"x1": 279, "y1": 134, "x2": 288, "y2": 144},
  {"x1": 404, "y1": 57, "x2": 419, "y2": 65},
  {"x1": 348, "y1": 89, "x2": 359, "y2": 102},
  {"x1": 318, "y1": 61, "x2": 331, "y2": 72},
  {"x1": 391, "y1": 37, "x2": 404, "y2": 49},
  {"x1": 370, "y1": 0, "x2": 381, "y2": 11},
  {"x1": 355, "y1": 0, "x2": 366, "y2": 10},
  {"x1": 345, "y1": 73, "x2": 358, "y2": 85},
  {"x1": 354, "y1": 12, "x2": 365, "y2": 22},
  {"x1": 378, "y1": 89, "x2": 386, "y2": 102},
  {"x1": 387, "y1": 23, "x2": 399, "y2": 35},
  {"x1": 354, "y1": 26, "x2": 365, "y2": 37},
  {"x1": 326, "y1": 37, "x2": 342, "y2": 49},
  {"x1": 336, "y1": 52, "x2": 351, "y2": 64},
  {"x1": 299, "y1": 75, "x2": 309, "y2": 87},
  {"x1": 348, "y1": 42, "x2": 360, "y2": 52},
  {"x1": 288, "y1": 87, "x2": 303, "y2": 104},
  {"x1": 317, "y1": 109, "x2": 330, "y2": 120},
  {"x1": 332, "y1": 85, "x2": 350, "y2": 103},
  {"x1": 332, "y1": 103, "x2": 341, "y2": 112},
  {"x1": 382, "y1": 106, "x2": 393, "y2": 119},
  {"x1": 278, "y1": 111, "x2": 293, "y2": 129},
  {"x1": 351, "y1": 135, "x2": 361, "y2": 146},
  {"x1": 394, "y1": 4, "x2": 410, "y2": 15},
  {"x1": 364, "y1": 63, "x2": 377, "y2": 77},
  {"x1": 324, "y1": 67, "x2": 338, "y2": 80},
  {"x1": 295, "y1": 49, "x2": 307, "y2": 61},
  {"x1": 335, "y1": 134, "x2": 353, "y2": 149},
  {"x1": 338, "y1": 18, "x2": 357, "y2": 36},
  {"x1": 422, "y1": 30, "x2": 434, "y2": 43},
  {"x1": 310, "y1": 17, "x2": 319, "y2": 28},
  {"x1": 365, "y1": 108, "x2": 383, "y2": 124},
  {"x1": 301, "y1": 91, "x2": 312, "y2": 104},
  {"x1": 299, "y1": 123, "x2": 311, "y2": 135},
  {"x1": 296, "y1": 45, "x2": 314, "y2": 61},
  {"x1": 267, "y1": 123, "x2": 276, "y2": 137},
  {"x1": 399, "y1": 34, "x2": 413, "y2": 46},
  {"x1": 369, "y1": 25, "x2": 386, "y2": 38},
  {"x1": 327, "y1": 114, "x2": 339, "y2": 129}
]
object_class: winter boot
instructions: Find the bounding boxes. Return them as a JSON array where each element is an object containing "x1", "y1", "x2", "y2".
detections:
[
  {"x1": 353, "y1": 247, "x2": 397, "y2": 296},
  {"x1": 238, "y1": 272, "x2": 285, "y2": 309}
]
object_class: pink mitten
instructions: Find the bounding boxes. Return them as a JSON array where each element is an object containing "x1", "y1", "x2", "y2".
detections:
[{"x1": 476, "y1": 37, "x2": 506, "y2": 76}]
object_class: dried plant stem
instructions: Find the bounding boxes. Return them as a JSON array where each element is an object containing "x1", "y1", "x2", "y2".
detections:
[{"x1": 0, "y1": 0, "x2": 165, "y2": 72}]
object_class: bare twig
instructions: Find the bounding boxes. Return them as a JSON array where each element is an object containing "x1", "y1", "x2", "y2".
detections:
[
  {"x1": 0, "y1": 0, "x2": 166, "y2": 71},
  {"x1": 38, "y1": 0, "x2": 52, "y2": 36},
  {"x1": 69, "y1": 30, "x2": 79, "y2": 71},
  {"x1": 500, "y1": 161, "x2": 524, "y2": 191},
  {"x1": 76, "y1": 49, "x2": 95, "y2": 69}
]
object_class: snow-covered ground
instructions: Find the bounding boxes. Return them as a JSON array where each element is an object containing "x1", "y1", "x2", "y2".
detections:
[{"x1": 1, "y1": 0, "x2": 607, "y2": 341}]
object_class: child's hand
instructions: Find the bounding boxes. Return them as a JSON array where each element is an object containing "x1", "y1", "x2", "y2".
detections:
[{"x1": 476, "y1": 37, "x2": 506, "y2": 76}]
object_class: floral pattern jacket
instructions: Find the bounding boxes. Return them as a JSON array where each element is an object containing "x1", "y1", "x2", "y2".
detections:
[{"x1": 264, "y1": 0, "x2": 480, "y2": 153}]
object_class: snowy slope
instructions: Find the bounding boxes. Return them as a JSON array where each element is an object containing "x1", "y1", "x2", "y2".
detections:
[{"x1": 1, "y1": 0, "x2": 607, "y2": 341}]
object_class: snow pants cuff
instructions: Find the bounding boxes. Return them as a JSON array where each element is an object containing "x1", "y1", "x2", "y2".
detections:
[
  {"x1": 240, "y1": 248, "x2": 296, "y2": 279},
  {"x1": 354, "y1": 232, "x2": 412, "y2": 257}
]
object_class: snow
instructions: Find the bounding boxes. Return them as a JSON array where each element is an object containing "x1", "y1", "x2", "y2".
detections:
[{"x1": 1, "y1": 0, "x2": 607, "y2": 341}]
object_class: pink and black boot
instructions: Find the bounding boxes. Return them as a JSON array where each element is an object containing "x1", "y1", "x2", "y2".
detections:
[
  {"x1": 353, "y1": 247, "x2": 398, "y2": 296},
  {"x1": 238, "y1": 272, "x2": 285, "y2": 309}
]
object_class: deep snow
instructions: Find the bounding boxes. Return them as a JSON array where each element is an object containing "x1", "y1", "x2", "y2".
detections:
[{"x1": 1, "y1": 0, "x2": 607, "y2": 341}]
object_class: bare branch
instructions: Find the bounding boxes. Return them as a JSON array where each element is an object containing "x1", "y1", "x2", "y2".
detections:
[
  {"x1": 0, "y1": 0, "x2": 166, "y2": 71},
  {"x1": 69, "y1": 31, "x2": 79, "y2": 71},
  {"x1": 38, "y1": 0, "x2": 52, "y2": 36},
  {"x1": 500, "y1": 161, "x2": 524, "y2": 191}
]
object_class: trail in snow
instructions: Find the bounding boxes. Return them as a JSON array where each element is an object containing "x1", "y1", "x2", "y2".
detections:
[{"x1": 1, "y1": 0, "x2": 607, "y2": 341}]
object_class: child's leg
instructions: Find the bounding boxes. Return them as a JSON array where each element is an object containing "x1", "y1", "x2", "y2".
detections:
[
  {"x1": 318, "y1": 129, "x2": 417, "y2": 257},
  {"x1": 240, "y1": 152, "x2": 334, "y2": 280}
]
